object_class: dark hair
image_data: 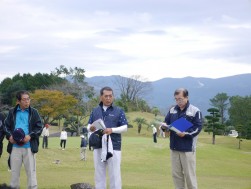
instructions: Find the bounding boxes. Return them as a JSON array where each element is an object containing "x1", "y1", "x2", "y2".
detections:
[
  {"x1": 16, "y1": 90, "x2": 30, "y2": 101},
  {"x1": 174, "y1": 88, "x2": 189, "y2": 97},
  {"x1": 100, "y1": 86, "x2": 113, "y2": 96}
]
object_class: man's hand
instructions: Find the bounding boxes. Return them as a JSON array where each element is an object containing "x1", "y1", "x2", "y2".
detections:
[
  {"x1": 23, "y1": 135, "x2": 31, "y2": 144},
  {"x1": 90, "y1": 125, "x2": 96, "y2": 132},
  {"x1": 161, "y1": 126, "x2": 167, "y2": 131},
  {"x1": 176, "y1": 132, "x2": 186, "y2": 137},
  {"x1": 103, "y1": 128, "x2": 112, "y2": 135},
  {"x1": 9, "y1": 136, "x2": 16, "y2": 144}
]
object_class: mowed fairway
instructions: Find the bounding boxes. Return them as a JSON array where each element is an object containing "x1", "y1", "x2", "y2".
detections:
[{"x1": 0, "y1": 129, "x2": 251, "y2": 188}]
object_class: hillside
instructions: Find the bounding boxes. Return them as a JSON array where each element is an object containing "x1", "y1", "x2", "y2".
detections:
[{"x1": 85, "y1": 73, "x2": 251, "y2": 116}]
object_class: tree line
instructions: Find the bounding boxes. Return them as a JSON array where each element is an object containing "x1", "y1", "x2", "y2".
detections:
[
  {"x1": 0, "y1": 66, "x2": 250, "y2": 142},
  {"x1": 204, "y1": 93, "x2": 251, "y2": 146},
  {"x1": 0, "y1": 65, "x2": 156, "y2": 135}
]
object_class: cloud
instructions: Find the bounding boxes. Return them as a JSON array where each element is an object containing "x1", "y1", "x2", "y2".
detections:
[{"x1": 0, "y1": 0, "x2": 251, "y2": 82}]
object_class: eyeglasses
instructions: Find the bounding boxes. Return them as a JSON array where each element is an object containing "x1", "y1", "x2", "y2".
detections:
[
  {"x1": 174, "y1": 98, "x2": 185, "y2": 102},
  {"x1": 21, "y1": 98, "x2": 31, "y2": 102},
  {"x1": 104, "y1": 95, "x2": 113, "y2": 99}
]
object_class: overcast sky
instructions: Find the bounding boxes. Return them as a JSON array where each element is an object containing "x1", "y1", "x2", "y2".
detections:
[{"x1": 1, "y1": 0, "x2": 251, "y2": 82}]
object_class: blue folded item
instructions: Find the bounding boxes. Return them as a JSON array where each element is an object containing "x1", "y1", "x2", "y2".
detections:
[{"x1": 170, "y1": 117, "x2": 193, "y2": 133}]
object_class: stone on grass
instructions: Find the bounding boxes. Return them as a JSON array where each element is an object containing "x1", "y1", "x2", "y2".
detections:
[{"x1": 70, "y1": 183, "x2": 95, "y2": 189}]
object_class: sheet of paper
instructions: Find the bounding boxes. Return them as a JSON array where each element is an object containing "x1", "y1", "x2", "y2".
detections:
[{"x1": 92, "y1": 118, "x2": 106, "y2": 130}]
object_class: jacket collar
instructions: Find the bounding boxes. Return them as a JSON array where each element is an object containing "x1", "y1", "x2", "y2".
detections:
[
  {"x1": 99, "y1": 102, "x2": 114, "y2": 110},
  {"x1": 14, "y1": 104, "x2": 30, "y2": 113},
  {"x1": 175, "y1": 101, "x2": 190, "y2": 112}
]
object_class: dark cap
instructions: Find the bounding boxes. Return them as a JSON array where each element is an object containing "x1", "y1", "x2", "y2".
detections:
[
  {"x1": 13, "y1": 128, "x2": 25, "y2": 146},
  {"x1": 89, "y1": 129, "x2": 104, "y2": 149}
]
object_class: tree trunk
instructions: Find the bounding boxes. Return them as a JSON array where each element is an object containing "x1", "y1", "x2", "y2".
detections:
[{"x1": 212, "y1": 134, "x2": 216, "y2": 144}]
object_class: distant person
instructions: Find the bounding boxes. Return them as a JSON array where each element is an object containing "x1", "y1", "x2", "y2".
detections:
[
  {"x1": 60, "y1": 128, "x2": 67, "y2": 150},
  {"x1": 80, "y1": 135, "x2": 87, "y2": 161},
  {"x1": 164, "y1": 88, "x2": 202, "y2": 189},
  {"x1": 0, "y1": 112, "x2": 11, "y2": 172},
  {"x1": 82, "y1": 126, "x2": 88, "y2": 138},
  {"x1": 0, "y1": 112, "x2": 5, "y2": 158},
  {"x1": 151, "y1": 125, "x2": 157, "y2": 143},
  {"x1": 41, "y1": 124, "x2": 50, "y2": 149},
  {"x1": 3, "y1": 90, "x2": 43, "y2": 189},
  {"x1": 82, "y1": 126, "x2": 90, "y2": 150},
  {"x1": 87, "y1": 86, "x2": 128, "y2": 189}
]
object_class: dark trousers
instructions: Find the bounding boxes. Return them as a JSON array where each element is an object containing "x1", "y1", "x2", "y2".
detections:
[
  {"x1": 153, "y1": 133, "x2": 157, "y2": 143},
  {"x1": 60, "y1": 140, "x2": 66, "y2": 149},
  {"x1": 42, "y1": 136, "x2": 48, "y2": 148},
  {"x1": 8, "y1": 154, "x2": 11, "y2": 170}
]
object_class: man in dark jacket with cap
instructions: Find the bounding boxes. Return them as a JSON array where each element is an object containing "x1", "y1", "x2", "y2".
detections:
[{"x1": 4, "y1": 90, "x2": 43, "y2": 189}]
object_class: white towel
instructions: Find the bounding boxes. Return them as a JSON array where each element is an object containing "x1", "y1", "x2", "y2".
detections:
[{"x1": 101, "y1": 134, "x2": 113, "y2": 162}]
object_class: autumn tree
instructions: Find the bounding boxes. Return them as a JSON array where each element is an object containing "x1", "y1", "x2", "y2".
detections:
[
  {"x1": 31, "y1": 89, "x2": 78, "y2": 125},
  {"x1": 51, "y1": 65, "x2": 94, "y2": 135}
]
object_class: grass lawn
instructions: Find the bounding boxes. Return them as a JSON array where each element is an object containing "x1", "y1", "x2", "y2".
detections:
[{"x1": 0, "y1": 112, "x2": 251, "y2": 188}]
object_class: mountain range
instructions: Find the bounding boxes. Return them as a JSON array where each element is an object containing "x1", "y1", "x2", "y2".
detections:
[{"x1": 85, "y1": 73, "x2": 251, "y2": 116}]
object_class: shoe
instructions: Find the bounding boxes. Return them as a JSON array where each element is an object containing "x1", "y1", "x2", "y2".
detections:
[{"x1": 62, "y1": 148, "x2": 65, "y2": 150}]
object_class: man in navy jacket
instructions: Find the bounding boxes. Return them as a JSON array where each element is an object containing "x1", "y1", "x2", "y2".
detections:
[
  {"x1": 164, "y1": 88, "x2": 202, "y2": 189},
  {"x1": 87, "y1": 86, "x2": 128, "y2": 189}
]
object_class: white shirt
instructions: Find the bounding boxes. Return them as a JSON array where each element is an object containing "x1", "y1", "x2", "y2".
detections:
[
  {"x1": 60, "y1": 131, "x2": 68, "y2": 140},
  {"x1": 41, "y1": 127, "x2": 49, "y2": 137},
  {"x1": 152, "y1": 127, "x2": 157, "y2": 134}
]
